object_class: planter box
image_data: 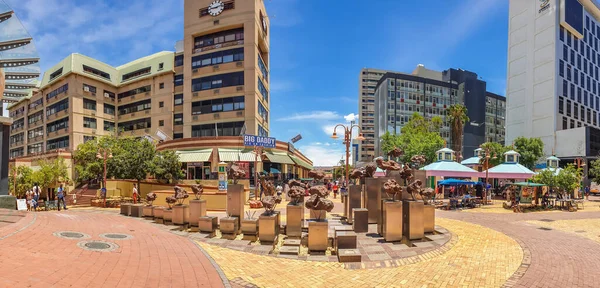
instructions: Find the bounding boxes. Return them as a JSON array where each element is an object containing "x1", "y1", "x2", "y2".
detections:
[
  {"x1": 382, "y1": 200, "x2": 402, "y2": 242},
  {"x1": 335, "y1": 230, "x2": 357, "y2": 249},
  {"x1": 403, "y1": 200, "x2": 424, "y2": 240},
  {"x1": 120, "y1": 203, "x2": 131, "y2": 216},
  {"x1": 364, "y1": 177, "x2": 388, "y2": 224},
  {"x1": 241, "y1": 219, "x2": 258, "y2": 235},
  {"x1": 286, "y1": 203, "x2": 303, "y2": 237},
  {"x1": 163, "y1": 209, "x2": 173, "y2": 223},
  {"x1": 347, "y1": 185, "x2": 362, "y2": 224},
  {"x1": 308, "y1": 220, "x2": 329, "y2": 252},
  {"x1": 153, "y1": 206, "x2": 165, "y2": 219},
  {"x1": 220, "y1": 216, "x2": 239, "y2": 235},
  {"x1": 143, "y1": 206, "x2": 154, "y2": 218},
  {"x1": 424, "y1": 204, "x2": 435, "y2": 233},
  {"x1": 189, "y1": 199, "x2": 207, "y2": 227},
  {"x1": 199, "y1": 216, "x2": 218, "y2": 233},
  {"x1": 130, "y1": 204, "x2": 144, "y2": 217},
  {"x1": 259, "y1": 213, "x2": 278, "y2": 243},
  {"x1": 172, "y1": 204, "x2": 190, "y2": 225}
]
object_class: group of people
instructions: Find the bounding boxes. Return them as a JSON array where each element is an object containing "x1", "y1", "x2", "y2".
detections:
[{"x1": 24, "y1": 183, "x2": 68, "y2": 211}]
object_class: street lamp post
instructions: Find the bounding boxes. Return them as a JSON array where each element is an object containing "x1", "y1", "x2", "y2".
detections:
[
  {"x1": 331, "y1": 124, "x2": 365, "y2": 187},
  {"x1": 254, "y1": 146, "x2": 264, "y2": 200},
  {"x1": 481, "y1": 147, "x2": 497, "y2": 205},
  {"x1": 97, "y1": 147, "x2": 110, "y2": 208}
]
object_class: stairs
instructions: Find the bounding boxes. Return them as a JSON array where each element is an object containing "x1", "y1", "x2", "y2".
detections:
[{"x1": 67, "y1": 183, "x2": 100, "y2": 207}]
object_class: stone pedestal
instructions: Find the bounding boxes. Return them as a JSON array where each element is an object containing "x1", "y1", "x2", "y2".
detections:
[
  {"x1": 308, "y1": 220, "x2": 329, "y2": 251},
  {"x1": 163, "y1": 209, "x2": 173, "y2": 223},
  {"x1": 352, "y1": 208, "x2": 368, "y2": 233},
  {"x1": 337, "y1": 249, "x2": 361, "y2": 262},
  {"x1": 310, "y1": 209, "x2": 326, "y2": 220},
  {"x1": 0, "y1": 196, "x2": 16, "y2": 210},
  {"x1": 189, "y1": 199, "x2": 207, "y2": 227},
  {"x1": 120, "y1": 203, "x2": 131, "y2": 216},
  {"x1": 424, "y1": 204, "x2": 435, "y2": 233},
  {"x1": 259, "y1": 213, "x2": 278, "y2": 243},
  {"x1": 383, "y1": 201, "x2": 402, "y2": 242},
  {"x1": 220, "y1": 216, "x2": 239, "y2": 235},
  {"x1": 153, "y1": 206, "x2": 165, "y2": 219},
  {"x1": 342, "y1": 195, "x2": 348, "y2": 217},
  {"x1": 130, "y1": 204, "x2": 144, "y2": 217},
  {"x1": 227, "y1": 184, "x2": 245, "y2": 227},
  {"x1": 172, "y1": 204, "x2": 190, "y2": 225},
  {"x1": 241, "y1": 219, "x2": 258, "y2": 235},
  {"x1": 335, "y1": 230, "x2": 357, "y2": 249},
  {"x1": 364, "y1": 177, "x2": 388, "y2": 224},
  {"x1": 347, "y1": 185, "x2": 362, "y2": 224},
  {"x1": 142, "y1": 205, "x2": 154, "y2": 218},
  {"x1": 199, "y1": 216, "x2": 218, "y2": 233},
  {"x1": 286, "y1": 203, "x2": 303, "y2": 237},
  {"x1": 403, "y1": 200, "x2": 424, "y2": 240}
]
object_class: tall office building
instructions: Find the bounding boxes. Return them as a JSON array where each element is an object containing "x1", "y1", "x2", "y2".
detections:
[
  {"x1": 370, "y1": 65, "x2": 506, "y2": 160},
  {"x1": 357, "y1": 68, "x2": 392, "y2": 162},
  {"x1": 506, "y1": 0, "x2": 600, "y2": 169}
]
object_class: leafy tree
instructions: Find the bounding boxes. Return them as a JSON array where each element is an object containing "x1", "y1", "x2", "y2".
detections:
[
  {"x1": 396, "y1": 113, "x2": 445, "y2": 164},
  {"x1": 513, "y1": 137, "x2": 544, "y2": 169},
  {"x1": 532, "y1": 169, "x2": 558, "y2": 193},
  {"x1": 32, "y1": 157, "x2": 70, "y2": 207},
  {"x1": 478, "y1": 142, "x2": 510, "y2": 168},
  {"x1": 447, "y1": 104, "x2": 469, "y2": 160},
  {"x1": 555, "y1": 164, "x2": 582, "y2": 196},
  {"x1": 109, "y1": 137, "x2": 156, "y2": 194},
  {"x1": 150, "y1": 150, "x2": 184, "y2": 183},
  {"x1": 8, "y1": 165, "x2": 34, "y2": 198},
  {"x1": 380, "y1": 131, "x2": 401, "y2": 157},
  {"x1": 589, "y1": 157, "x2": 600, "y2": 184}
]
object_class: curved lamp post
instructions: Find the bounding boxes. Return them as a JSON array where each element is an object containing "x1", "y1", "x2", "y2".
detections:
[
  {"x1": 481, "y1": 146, "x2": 497, "y2": 204},
  {"x1": 331, "y1": 124, "x2": 365, "y2": 187}
]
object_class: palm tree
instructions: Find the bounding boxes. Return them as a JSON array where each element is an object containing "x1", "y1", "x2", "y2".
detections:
[{"x1": 447, "y1": 104, "x2": 469, "y2": 160}]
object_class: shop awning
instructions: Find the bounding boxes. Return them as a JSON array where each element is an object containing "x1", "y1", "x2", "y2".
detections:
[
  {"x1": 218, "y1": 148, "x2": 261, "y2": 162},
  {"x1": 264, "y1": 168, "x2": 281, "y2": 174},
  {"x1": 176, "y1": 149, "x2": 212, "y2": 163},
  {"x1": 264, "y1": 152, "x2": 295, "y2": 164},
  {"x1": 290, "y1": 155, "x2": 313, "y2": 170}
]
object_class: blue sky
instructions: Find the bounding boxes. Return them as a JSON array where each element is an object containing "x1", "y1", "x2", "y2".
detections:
[{"x1": 6, "y1": 0, "x2": 508, "y2": 166}]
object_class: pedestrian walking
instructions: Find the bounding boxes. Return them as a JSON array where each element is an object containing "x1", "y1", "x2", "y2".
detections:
[
  {"x1": 57, "y1": 183, "x2": 67, "y2": 211},
  {"x1": 26, "y1": 190, "x2": 32, "y2": 211},
  {"x1": 585, "y1": 185, "x2": 590, "y2": 200},
  {"x1": 32, "y1": 183, "x2": 40, "y2": 211},
  {"x1": 132, "y1": 184, "x2": 139, "y2": 204},
  {"x1": 333, "y1": 182, "x2": 339, "y2": 199}
]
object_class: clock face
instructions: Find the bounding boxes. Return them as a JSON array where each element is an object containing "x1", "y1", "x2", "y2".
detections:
[{"x1": 208, "y1": 0, "x2": 224, "y2": 16}]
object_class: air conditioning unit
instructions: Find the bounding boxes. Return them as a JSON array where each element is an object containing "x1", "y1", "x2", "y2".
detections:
[{"x1": 84, "y1": 86, "x2": 90, "y2": 92}]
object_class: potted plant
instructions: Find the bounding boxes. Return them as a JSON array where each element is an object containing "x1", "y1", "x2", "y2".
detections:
[
  {"x1": 163, "y1": 195, "x2": 177, "y2": 224},
  {"x1": 171, "y1": 186, "x2": 190, "y2": 225},
  {"x1": 143, "y1": 192, "x2": 157, "y2": 218},
  {"x1": 189, "y1": 184, "x2": 206, "y2": 227}
]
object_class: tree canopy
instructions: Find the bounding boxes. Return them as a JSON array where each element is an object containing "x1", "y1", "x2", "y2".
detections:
[
  {"x1": 8, "y1": 165, "x2": 34, "y2": 198},
  {"x1": 479, "y1": 142, "x2": 510, "y2": 167},
  {"x1": 379, "y1": 113, "x2": 444, "y2": 164},
  {"x1": 447, "y1": 104, "x2": 469, "y2": 159},
  {"x1": 513, "y1": 136, "x2": 544, "y2": 170},
  {"x1": 32, "y1": 157, "x2": 70, "y2": 197},
  {"x1": 150, "y1": 150, "x2": 185, "y2": 183}
]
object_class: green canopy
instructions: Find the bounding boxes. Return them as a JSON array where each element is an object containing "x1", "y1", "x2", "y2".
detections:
[{"x1": 512, "y1": 182, "x2": 545, "y2": 187}]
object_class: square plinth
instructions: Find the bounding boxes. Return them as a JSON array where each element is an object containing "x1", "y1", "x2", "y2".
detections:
[
  {"x1": 226, "y1": 184, "x2": 245, "y2": 218},
  {"x1": 352, "y1": 208, "x2": 369, "y2": 233},
  {"x1": 153, "y1": 207, "x2": 165, "y2": 219},
  {"x1": 142, "y1": 206, "x2": 154, "y2": 218},
  {"x1": 403, "y1": 200, "x2": 424, "y2": 240},
  {"x1": 279, "y1": 246, "x2": 300, "y2": 256},
  {"x1": 189, "y1": 199, "x2": 207, "y2": 227},
  {"x1": 335, "y1": 231, "x2": 357, "y2": 249},
  {"x1": 199, "y1": 216, "x2": 218, "y2": 233},
  {"x1": 337, "y1": 249, "x2": 362, "y2": 263},
  {"x1": 259, "y1": 213, "x2": 278, "y2": 243},
  {"x1": 283, "y1": 239, "x2": 301, "y2": 246},
  {"x1": 383, "y1": 201, "x2": 403, "y2": 242},
  {"x1": 220, "y1": 217, "x2": 239, "y2": 235},
  {"x1": 424, "y1": 204, "x2": 435, "y2": 233},
  {"x1": 130, "y1": 204, "x2": 144, "y2": 217},
  {"x1": 120, "y1": 203, "x2": 131, "y2": 216},
  {"x1": 172, "y1": 205, "x2": 190, "y2": 225},
  {"x1": 241, "y1": 219, "x2": 258, "y2": 235},
  {"x1": 347, "y1": 185, "x2": 362, "y2": 224},
  {"x1": 308, "y1": 220, "x2": 329, "y2": 252},
  {"x1": 286, "y1": 204, "x2": 303, "y2": 237},
  {"x1": 163, "y1": 209, "x2": 173, "y2": 223}
]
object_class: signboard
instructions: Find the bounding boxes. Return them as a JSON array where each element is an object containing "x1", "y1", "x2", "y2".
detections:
[
  {"x1": 156, "y1": 129, "x2": 169, "y2": 141},
  {"x1": 291, "y1": 134, "x2": 302, "y2": 143},
  {"x1": 243, "y1": 134, "x2": 276, "y2": 148},
  {"x1": 218, "y1": 162, "x2": 228, "y2": 191},
  {"x1": 16, "y1": 199, "x2": 27, "y2": 211},
  {"x1": 288, "y1": 142, "x2": 296, "y2": 154}
]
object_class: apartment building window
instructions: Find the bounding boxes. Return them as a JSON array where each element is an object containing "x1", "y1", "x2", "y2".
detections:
[
  {"x1": 104, "y1": 121, "x2": 115, "y2": 132},
  {"x1": 83, "y1": 99, "x2": 97, "y2": 110},
  {"x1": 83, "y1": 117, "x2": 97, "y2": 129},
  {"x1": 567, "y1": 100, "x2": 572, "y2": 116},
  {"x1": 191, "y1": 121, "x2": 244, "y2": 137},
  {"x1": 159, "y1": 63, "x2": 164, "y2": 70},
  {"x1": 258, "y1": 101, "x2": 268, "y2": 122},
  {"x1": 46, "y1": 84, "x2": 68, "y2": 101},
  {"x1": 159, "y1": 83, "x2": 165, "y2": 89},
  {"x1": 582, "y1": 106, "x2": 586, "y2": 122},
  {"x1": 174, "y1": 94, "x2": 183, "y2": 106},
  {"x1": 28, "y1": 98, "x2": 43, "y2": 110},
  {"x1": 588, "y1": 108, "x2": 592, "y2": 124},
  {"x1": 117, "y1": 85, "x2": 151, "y2": 99},
  {"x1": 46, "y1": 136, "x2": 69, "y2": 151},
  {"x1": 118, "y1": 118, "x2": 151, "y2": 131},
  {"x1": 574, "y1": 103, "x2": 579, "y2": 119},
  {"x1": 174, "y1": 114, "x2": 183, "y2": 125},
  {"x1": 104, "y1": 104, "x2": 115, "y2": 115},
  {"x1": 258, "y1": 54, "x2": 268, "y2": 81},
  {"x1": 567, "y1": 65, "x2": 571, "y2": 81},
  {"x1": 159, "y1": 101, "x2": 164, "y2": 108},
  {"x1": 11, "y1": 118, "x2": 24, "y2": 130},
  {"x1": 191, "y1": 96, "x2": 244, "y2": 115},
  {"x1": 49, "y1": 68, "x2": 63, "y2": 81},
  {"x1": 28, "y1": 111, "x2": 43, "y2": 125},
  {"x1": 118, "y1": 99, "x2": 151, "y2": 115},
  {"x1": 47, "y1": 117, "x2": 69, "y2": 134},
  {"x1": 174, "y1": 133, "x2": 183, "y2": 139},
  {"x1": 191, "y1": 48, "x2": 244, "y2": 69},
  {"x1": 193, "y1": 28, "x2": 244, "y2": 50},
  {"x1": 258, "y1": 124, "x2": 268, "y2": 137},
  {"x1": 27, "y1": 143, "x2": 43, "y2": 155},
  {"x1": 159, "y1": 120, "x2": 164, "y2": 127},
  {"x1": 9, "y1": 106, "x2": 24, "y2": 118},
  {"x1": 10, "y1": 148, "x2": 24, "y2": 159},
  {"x1": 104, "y1": 90, "x2": 116, "y2": 100},
  {"x1": 174, "y1": 75, "x2": 183, "y2": 86},
  {"x1": 258, "y1": 77, "x2": 268, "y2": 102},
  {"x1": 84, "y1": 136, "x2": 96, "y2": 143},
  {"x1": 571, "y1": 119, "x2": 575, "y2": 128},
  {"x1": 191, "y1": 72, "x2": 244, "y2": 92},
  {"x1": 122, "y1": 67, "x2": 151, "y2": 82},
  {"x1": 175, "y1": 55, "x2": 183, "y2": 67},
  {"x1": 10, "y1": 133, "x2": 23, "y2": 144},
  {"x1": 28, "y1": 127, "x2": 43, "y2": 139},
  {"x1": 46, "y1": 98, "x2": 69, "y2": 117},
  {"x1": 83, "y1": 83, "x2": 97, "y2": 93},
  {"x1": 83, "y1": 65, "x2": 111, "y2": 80}
]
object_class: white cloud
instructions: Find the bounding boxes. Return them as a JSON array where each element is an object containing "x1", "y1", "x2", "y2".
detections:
[
  {"x1": 278, "y1": 111, "x2": 340, "y2": 121},
  {"x1": 298, "y1": 145, "x2": 351, "y2": 167},
  {"x1": 344, "y1": 113, "x2": 358, "y2": 122}
]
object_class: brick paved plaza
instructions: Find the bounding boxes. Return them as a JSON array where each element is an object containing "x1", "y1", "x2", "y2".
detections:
[{"x1": 1, "y1": 198, "x2": 600, "y2": 287}]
